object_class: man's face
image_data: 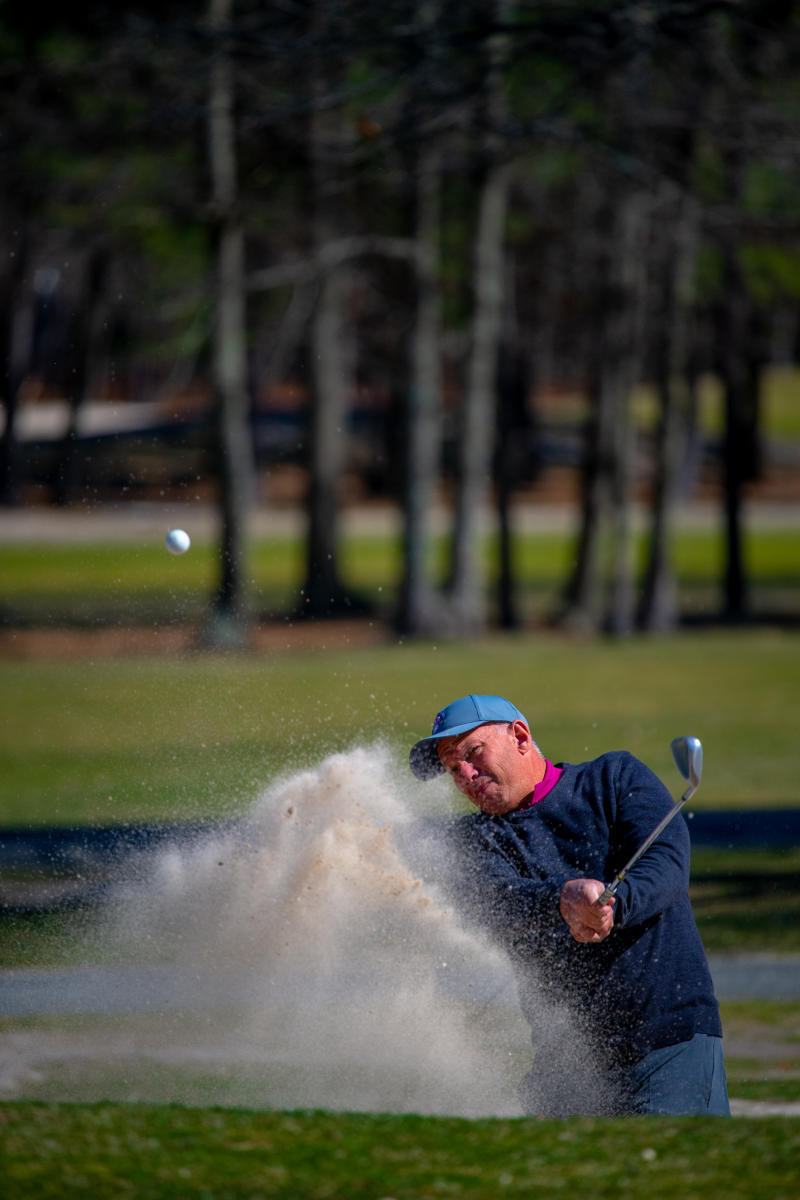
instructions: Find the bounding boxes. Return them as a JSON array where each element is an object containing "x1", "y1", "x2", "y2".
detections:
[{"x1": 436, "y1": 721, "x2": 533, "y2": 815}]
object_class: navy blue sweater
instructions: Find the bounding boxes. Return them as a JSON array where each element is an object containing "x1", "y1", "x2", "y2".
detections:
[{"x1": 446, "y1": 751, "x2": 722, "y2": 1066}]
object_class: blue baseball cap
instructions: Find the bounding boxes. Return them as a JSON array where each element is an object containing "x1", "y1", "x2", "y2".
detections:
[{"x1": 409, "y1": 694, "x2": 529, "y2": 780}]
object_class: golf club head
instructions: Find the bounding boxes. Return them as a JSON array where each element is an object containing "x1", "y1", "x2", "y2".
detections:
[{"x1": 670, "y1": 735, "x2": 703, "y2": 796}]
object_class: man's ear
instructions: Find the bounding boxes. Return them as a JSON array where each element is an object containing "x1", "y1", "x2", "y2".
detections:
[{"x1": 512, "y1": 719, "x2": 532, "y2": 753}]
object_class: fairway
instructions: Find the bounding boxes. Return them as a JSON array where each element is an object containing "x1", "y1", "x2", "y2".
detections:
[
  {"x1": 2, "y1": 595, "x2": 799, "y2": 1140},
  {"x1": 1, "y1": 626, "x2": 799, "y2": 1125},
  {"x1": 1, "y1": 1101, "x2": 798, "y2": 1199},
  {"x1": 1, "y1": 519, "x2": 799, "y2": 628},
  {"x1": 1, "y1": 628, "x2": 798, "y2": 826}
]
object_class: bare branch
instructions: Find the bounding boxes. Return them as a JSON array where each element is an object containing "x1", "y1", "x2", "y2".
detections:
[{"x1": 247, "y1": 234, "x2": 415, "y2": 292}]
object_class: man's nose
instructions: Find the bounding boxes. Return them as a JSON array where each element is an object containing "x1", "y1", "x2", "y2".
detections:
[{"x1": 453, "y1": 759, "x2": 475, "y2": 783}]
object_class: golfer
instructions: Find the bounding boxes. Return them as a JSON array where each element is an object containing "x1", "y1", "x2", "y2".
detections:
[{"x1": 409, "y1": 693, "x2": 730, "y2": 1117}]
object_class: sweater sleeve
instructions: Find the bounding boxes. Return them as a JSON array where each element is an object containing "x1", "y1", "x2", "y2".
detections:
[
  {"x1": 606, "y1": 753, "x2": 690, "y2": 929},
  {"x1": 444, "y1": 819, "x2": 565, "y2": 940}
]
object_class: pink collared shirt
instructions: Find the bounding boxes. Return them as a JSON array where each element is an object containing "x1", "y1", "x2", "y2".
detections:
[{"x1": 517, "y1": 759, "x2": 563, "y2": 810}]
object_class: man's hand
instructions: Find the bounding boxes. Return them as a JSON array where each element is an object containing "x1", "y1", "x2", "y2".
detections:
[{"x1": 559, "y1": 879, "x2": 615, "y2": 943}]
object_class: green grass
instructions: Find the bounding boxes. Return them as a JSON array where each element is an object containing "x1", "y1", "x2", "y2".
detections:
[
  {"x1": 713, "y1": 364, "x2": 800, "y2": 440},
  {"x1": 721, "y1": 999, "x2": 800, "y2": 1101},
  {"x1": 1, "y1": 629, "x2": 798, "y2": 827},
  {"x1": 1, "y1": 629, "x2": 798, "y2": 960},
  {"x1": 762, "y1": 365, "x2": 800, "y2": 438},
  {"x1": 633, "y1": 364, "x2": 800, "y2": 439},
  {"x1": 690, "y1": 847, "x2": 800, "y2": 952},
  {"x1": 1, "y1": 998, "x2": 796, "y2": 1110},
  {"x1": 560, "y1": 365, "x2": 800, "y2": 440},
  {"x1": 0, "y1": 538, "x2": 295, "y2": 625},
  {"x1": 1, "y1": 521, "x2": 798, "y2": 627},
  {"x1": 0, "y1": 911, "x2": 88, "y2": 968},
  {"x1": 1, "y1": 1101, "x2": 798, "y2": 1199},
  {"x1": 729, "y1": 1077, "x2": 800, "y2": 1101}
]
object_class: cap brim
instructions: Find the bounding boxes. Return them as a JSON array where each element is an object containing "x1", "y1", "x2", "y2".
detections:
[
  {"x1": 409, "y1": 718, "x2": 494, "y2": 781},
  {"x1": 409, "y1": 739, "x2": 446, "y2": 780}
]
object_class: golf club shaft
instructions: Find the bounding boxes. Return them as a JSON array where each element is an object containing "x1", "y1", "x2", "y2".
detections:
[{"x1": 596, "y1": 783, "x2": 695, "y2": 905}]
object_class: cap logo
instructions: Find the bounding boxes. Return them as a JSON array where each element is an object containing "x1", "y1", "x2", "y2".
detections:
[{"x1": 432, "y1": 709, "x2": 447, "y2": 734}]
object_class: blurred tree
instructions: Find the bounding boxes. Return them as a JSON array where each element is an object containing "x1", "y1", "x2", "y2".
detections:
[
  {"x1": 202, "y1": 0, "x2": 255, "y2": 647},
  {"x1": 557, "y1": 18, "x2": 655, "y2": 638},
  {"x1": 2, "y1": 0, "x2": 799, "y2": 638},
  {"x1": 448, "y1": 0, "x2": 515, "y2": 635},
  {"x1": 398, "y1": 0, "x2": 448, "y2": 636},
  {"x1": 302, "y1": 3, "x2": 358, "y2": 618},
  {"x1": 0, "y1": 4, "x2": 212, "y2": 505},
  {"x1": 53, "y1": 244, "x2": 110, "y2": 506},
  {"x1": 0, "y1": 11, "x2": 55, "y2": 506},
  {"x1": 0, "y1": 224, "x2": 31, "y2": 507},
  {"x1": 559, "y1": 185, "x2": 649, "y2": 635},
  {"x1": 639, "y1": 179, "x2": 702, "y2": 632},
  {"x1": 494, "y1": 340, "x2": 534, "y2": 630}
]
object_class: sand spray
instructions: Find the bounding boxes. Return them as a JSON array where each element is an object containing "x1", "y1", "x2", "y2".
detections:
[
  {"x1": 1, "y1": 746, "x2": 608, "y2": 1114},
  {"x1": 83, "y1": 744, "x2": 533, "y2": 1114}
]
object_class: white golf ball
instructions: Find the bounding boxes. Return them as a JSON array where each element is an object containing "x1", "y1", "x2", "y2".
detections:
[{"x1": 165, "y1": 528, "x2": 191, "y2": 555}]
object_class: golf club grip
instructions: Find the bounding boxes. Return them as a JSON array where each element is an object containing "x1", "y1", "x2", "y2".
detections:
[{"x1": 596, "y1": 882, "x2": 618, "y2": 905}]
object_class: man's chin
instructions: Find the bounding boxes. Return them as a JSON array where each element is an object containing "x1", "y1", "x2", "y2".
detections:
[{"x1": 472, "y1": 792, "x2": 511, "y2": 815}]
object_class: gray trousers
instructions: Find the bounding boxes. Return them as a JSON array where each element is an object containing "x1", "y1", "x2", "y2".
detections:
[
  {"x1": 519, "y1": 1033, "x2": 730, "y2": 1117},
  {"x1": 616, "y1": 1032, "x2": 730, "y2": 1116}
]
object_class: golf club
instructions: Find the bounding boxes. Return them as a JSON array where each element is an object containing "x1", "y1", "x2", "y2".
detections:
[{"x1": 596, "y1": 735, "x2": 703, "y2": 905}]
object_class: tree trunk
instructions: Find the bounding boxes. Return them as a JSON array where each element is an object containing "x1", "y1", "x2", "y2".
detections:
[
  {"x1": 301, "y1": 4, "x2": 354, "y2": 617},
  {"x1": 0, "y1": 225, "x2": 31, "y2": 507},
  {"x1": 606, "y1": 191, "x2": 649, "y2": 635},
  {"x1": 495, "y1": 341, "x2": 531, "y2": 630},
  {"x1": 304, "y1": 265, "x2": 352, "y2": 615},
  {"x1": 204, "y1": 0, "x2": 254, "y2": 648},
  {"x1": 398, "y1": 138, "x2": 445, "y2": 634},
  {"x1": 448, "y1": 0, "x2": 514, "y2": 635},
  {"x1": 560, "y1": 190, "x2": 648, "y2": 634},
  {"x1": 560, "y1": 375, "x2": 608, "y2": 631},
  {"x1": 54, "y1": 245, "x2": 109, "y2": 507},
  {"x1": 719, "y1": 280, "x2": 754, "y2": 623},
  {"x1": 717, "y1": 139, "x2": 754, "y2": 622},
  {"x1": 449, "y1": 160, "x2": 512, "y2": 633},
  {"x1": 395, "y1": 0, "x2": 450, "y2": 634},
  {"x1": 639, "y1": 187, "x2": 700, "y2": 631}
]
